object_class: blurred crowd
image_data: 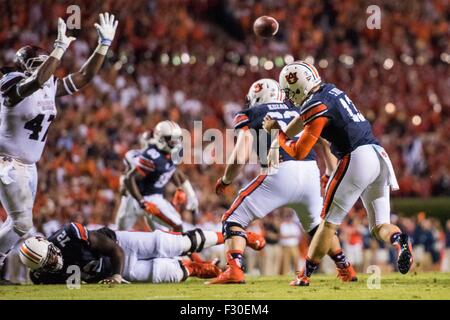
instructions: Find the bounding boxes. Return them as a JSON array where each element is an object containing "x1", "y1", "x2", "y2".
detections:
[{"x1": 0, "y1": 0, "x2": 449, "y2": 280}]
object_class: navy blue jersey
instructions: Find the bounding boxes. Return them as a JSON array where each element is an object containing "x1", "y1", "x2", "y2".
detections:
[
  {"x1": 134, "y1": 144, "x2": 176, "y2": 195},
  {"x1": 30, "y1": 224, "x2": 114, "y2": 284},
  {"x1": 234, "y1": 101, "x2": 316, "y2": 165},
  {"x1": 299, "y1": 83, "x2": 379, "y2": 159}
]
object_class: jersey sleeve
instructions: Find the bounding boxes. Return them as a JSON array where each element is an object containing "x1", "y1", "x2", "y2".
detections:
[
  {"x1": 0, "y1": 72, "x2": 25, "y2": 96},
  {"x1": 67, "y1": 222, "x2": 90, "y2": 244},
  {"x1": 233, "y1": 111, "x2": 251, "y2": 130},
  {"x1": 300, "y1": 100, "x2": 329, "y2": 125},
  {"x1": 135, "y1": 151, "x2": 156, "y2": 176}
]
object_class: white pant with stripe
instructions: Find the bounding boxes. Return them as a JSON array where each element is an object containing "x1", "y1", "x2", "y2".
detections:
[
  {"x1": 323, "y1": 144, "x2": 398, "y2": 231},
  {"x1": 116, "y1": 193, "x2": 182, "y2": 231},
  {"x1": 223, "y1": 160, "x2": 323, "y2": 232},
  {"x1": 116, "y1": 230, "x2": 187, "y2": 283},
  {"x1": 0, "y1": 157, "x2": 37, "y2": 256}
]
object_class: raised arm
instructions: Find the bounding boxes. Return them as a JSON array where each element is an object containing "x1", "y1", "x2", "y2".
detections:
[
  {"x1": 4, "y1": 18, "x2": 75, "y2": 106},
  {"x1": 56, "y1": 12, "x2": 118, "y2": 97}
]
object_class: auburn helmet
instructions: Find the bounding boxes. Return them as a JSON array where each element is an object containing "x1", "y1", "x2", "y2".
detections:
[
  {"x1": 245, "y1": 78, "x2": 285, "y2": 108},
  {"x1": 279, "y1": 61, "x2": 322, "y2": 106},
  {"x1": 14, "y1": 45, "x2": 48, "y2": 75}
]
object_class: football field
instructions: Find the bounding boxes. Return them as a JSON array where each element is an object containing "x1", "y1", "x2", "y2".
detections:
[{"x1": 1, "y1": 272, "x2": 449, "y2": 300}]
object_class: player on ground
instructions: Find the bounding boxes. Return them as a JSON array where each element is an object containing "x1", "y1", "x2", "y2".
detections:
[
  {"x1": 19, "y1": 223, "x2": 223, "y2": 284},
  {"x1": 208, "y1": 79, "x2": 356, "y2": 284},
  {"x1": 116, "y1": 121, "x2": 198, "y2": 232},
  {"x1": 263, "y1": 61, "x2": 413, "y2": 286},
  {"x1": 0, "y1": 13, "x2": 118, "y2": 282}
]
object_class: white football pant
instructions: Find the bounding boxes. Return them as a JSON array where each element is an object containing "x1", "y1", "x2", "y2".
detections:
[
  {"x1": 322, "y1": 144, "x2": 398, "y2": 232},
  {"x1": 116, "y1": 229, "x2": 220, "y2": 283},
  {"x1": 0, "y1": 158, "x2": 37, "y2": 259},
  {"x1": 223, "y1": 160, "x2": 323, "y2": 232},
  {"x1": 116, "y1": 193, "x2": 182, "y2": 231}
]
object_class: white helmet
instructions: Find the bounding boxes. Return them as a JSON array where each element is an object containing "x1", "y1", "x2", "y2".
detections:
[
  {"x1": 139, "y1": 131, "x2": 152, "y2": 149},
  {"x1": 152, "y1": 120, "x2": 183, "y2": 153},
  {"x1": 19, "y1": 236, "x2": 63, "y2": 272},
  {"x1": 279, "y1": 61, "x2": 322, "y2": 106},
  {"x1": 245, "y1": 78, "x2": 285, "y2": 108}
]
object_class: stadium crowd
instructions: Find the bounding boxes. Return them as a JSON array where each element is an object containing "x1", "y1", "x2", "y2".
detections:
[{"x1": 0, "y1": 0, "x2": 449, "y2": 280}]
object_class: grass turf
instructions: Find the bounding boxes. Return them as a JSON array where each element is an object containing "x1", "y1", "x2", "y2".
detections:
[{"x1": 1, "y1": 272, "x2": 449, "y2": 300}]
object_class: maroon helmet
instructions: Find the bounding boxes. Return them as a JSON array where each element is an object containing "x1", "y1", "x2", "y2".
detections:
[{"x1": 13, "y1": 45, "x2": 48, "y2": 75}]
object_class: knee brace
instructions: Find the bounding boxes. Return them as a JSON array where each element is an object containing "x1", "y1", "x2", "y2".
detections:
[
  {"x1": 222, "y1": 221, "x2": 247, "y2": 241},
  {"x1": 182, "y1": 228, "x2": 206, "y2": 255},
  {"x1": 11, "y1": 212, "x2": 33, "y2": 236}
]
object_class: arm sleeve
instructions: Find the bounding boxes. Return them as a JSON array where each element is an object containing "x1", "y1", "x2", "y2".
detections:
[
  {"x1": 135, "y1": 154, "x2": 156, "y2": 176},
  {"x1": 68, "y1": 222, "x2": 90, "y2": 244},
  {"x1": 233, "y1": 111, "x2": 251, "y2": 130},
  {"x1": 300, "y1": 102, "x2": 329, "y2": 125},
  {"x1": 279, "y1": 117, "x2": 329, "y2": 160}
]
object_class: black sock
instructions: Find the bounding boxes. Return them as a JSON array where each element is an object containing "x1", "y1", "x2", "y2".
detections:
[
  {"x1": 390, "y1": 232, "x2": 401, "y2": 245},
  {"x1": 330, "y1": 250, "x2": 350, "y2": 269},
  {"x1": 304, "y1": 258, "x2": 319, "y2": 277},
  {"x1": 229, "y1": 250, "x2": 245, "y2": 270}
]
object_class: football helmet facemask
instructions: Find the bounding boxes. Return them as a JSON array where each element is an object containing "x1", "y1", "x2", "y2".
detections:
[
  {"x1": 152, "y1": 121, "x2": 183, "y2": 153},
  {"x1": 19, "y1": 236, "x2": 63, "y2": 272},
  {"x1": 14, "y1": 45, "x2": 48, "y2": 75},
  {"x1": 279, "y1": 61, "x2": 322, "y2": 106}
]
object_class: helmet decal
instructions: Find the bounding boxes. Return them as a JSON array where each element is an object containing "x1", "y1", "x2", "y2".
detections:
[
  {"x1": 285, "y1": 72, "x2": 298, "y2": 84},
  {"x1": 253, "y1": 82, "x2": 263, "y2": 93}
]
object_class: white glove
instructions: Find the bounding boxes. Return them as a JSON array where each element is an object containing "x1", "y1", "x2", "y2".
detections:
[
  {"x1": 54, "y1": 18, "x2": 76, "y2": 51},
  {"x1": 182, "y1": 180, "x2": 199, "y2": 211},
  {"x1": 94, "y1": 12, "x2": 118, "y2": 46}
]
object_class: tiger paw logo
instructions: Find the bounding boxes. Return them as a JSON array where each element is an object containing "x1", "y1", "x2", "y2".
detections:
[
  {"x1": 285, "y1": 72, "x2": 298, "y2": 84},
  {"x1": 253, "y1": 82, "x2": 263, "y2": 93}
]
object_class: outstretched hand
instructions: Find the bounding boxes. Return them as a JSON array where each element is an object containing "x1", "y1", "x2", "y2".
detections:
[{"x1": 94, "y1": 12, "x2": 119, "y2": 46}]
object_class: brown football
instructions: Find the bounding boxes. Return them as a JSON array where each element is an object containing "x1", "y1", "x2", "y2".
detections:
[{"x1": 253, "y1": 16, "x2": 279, "y2": 38}]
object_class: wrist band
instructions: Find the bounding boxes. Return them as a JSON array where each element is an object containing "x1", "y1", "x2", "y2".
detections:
[
  {"x1": 50, "y1": 47, "x2": 65, "y2": 60},
  {"x1": 95, "y1": 44, "x2": 110, "y2": 56}
]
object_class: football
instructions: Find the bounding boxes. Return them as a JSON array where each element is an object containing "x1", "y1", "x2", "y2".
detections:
[{"x1": 253, "y1": 15, "x2": 279, "y2": 38}]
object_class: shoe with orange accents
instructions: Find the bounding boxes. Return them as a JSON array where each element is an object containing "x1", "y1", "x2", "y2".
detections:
[
  {"x1": 289, "y1": 269, "x2": 310, "y2": 286},
  {"x1": 336, "y1": 264, "x2": 358, "y2": 282},
  {"x1": 183, "y1": 261, "x2": 221, "y2": 279},
  {"x1": 246, "y1": 231, "x2": 266, "y2": 251},
  {"x1": 206, "y1": 257, "x2": 245, "y2": 284}
]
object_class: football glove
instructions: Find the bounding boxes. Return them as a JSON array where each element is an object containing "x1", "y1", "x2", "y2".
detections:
[
  {"x1": 54, "y1": 18, "x2": 76, "y2": 51},
  {"x1": 94, "y1": 12, "x2": 118, "y2": 46},
  {"x1": 321, "y1": 174, "x2": 330, "y2": 189},
  {"x1": 215, "y1": 177, "x2": 231, "y2": 195},
  {"x1": 172, "y1": 188, "x2": 187, "y2": 206}
]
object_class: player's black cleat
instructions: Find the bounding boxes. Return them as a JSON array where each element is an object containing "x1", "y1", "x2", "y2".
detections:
[{"x1": 397, "y1": 234, "x2": 413, "y2": 274}]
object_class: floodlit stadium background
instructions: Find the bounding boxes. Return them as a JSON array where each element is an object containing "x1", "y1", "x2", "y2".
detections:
[{"x1": 0, "y1": 0, "x2": 449, "y2": 282}]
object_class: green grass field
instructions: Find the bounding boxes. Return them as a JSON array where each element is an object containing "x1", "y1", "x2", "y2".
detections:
[{"x1": 1, "y1": 272, "x2": 449, "y2": 300}]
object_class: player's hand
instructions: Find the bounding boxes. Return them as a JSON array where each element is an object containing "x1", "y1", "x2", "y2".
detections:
[
  {"x1": 94, "y1": 12, "x2": 119, "y2": 46},
  {"x1": 321, "y1": 174, "x2": 330, "y2": 189},
  {"x1": 54, "y1": 18, "x2": 76, "y2": 51},
  {"x1": 262, "y1": 115, "x2": 281, "y2": 133},
  {"x1": 99, "y1": 274, "x2": 129, "y2": 285},
  {"x1": 141, "y1": 201, "x2": 161, "y2": 215},
  {"x1": 172, "y1": 188, "x2": 187, "y2": 206},
  {"x1": 215, "y1": 177, "x2": 231, "y2": 195}
]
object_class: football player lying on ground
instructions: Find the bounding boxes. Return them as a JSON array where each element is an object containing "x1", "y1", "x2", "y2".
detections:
[
  {"x1": 19, "y1": 223, "x2": 265, "y2": 284},
  {"x1": 263, "y1": 61, "x2": 413, "y2": 286},
  {"x1": 209, "y1": 79, "x2": 356, "y2": 284},
  {"x1": 116, "y1": 121, "x2": 198, "y2": 233}
]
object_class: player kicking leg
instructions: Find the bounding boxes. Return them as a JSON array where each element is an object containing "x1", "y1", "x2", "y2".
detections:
[
  {"x1": 264, "y1": 61, "x2": 413, "y2": 286},
  {"x1": 208, "y1": 79, "x2": 355, "y2": 285}
]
